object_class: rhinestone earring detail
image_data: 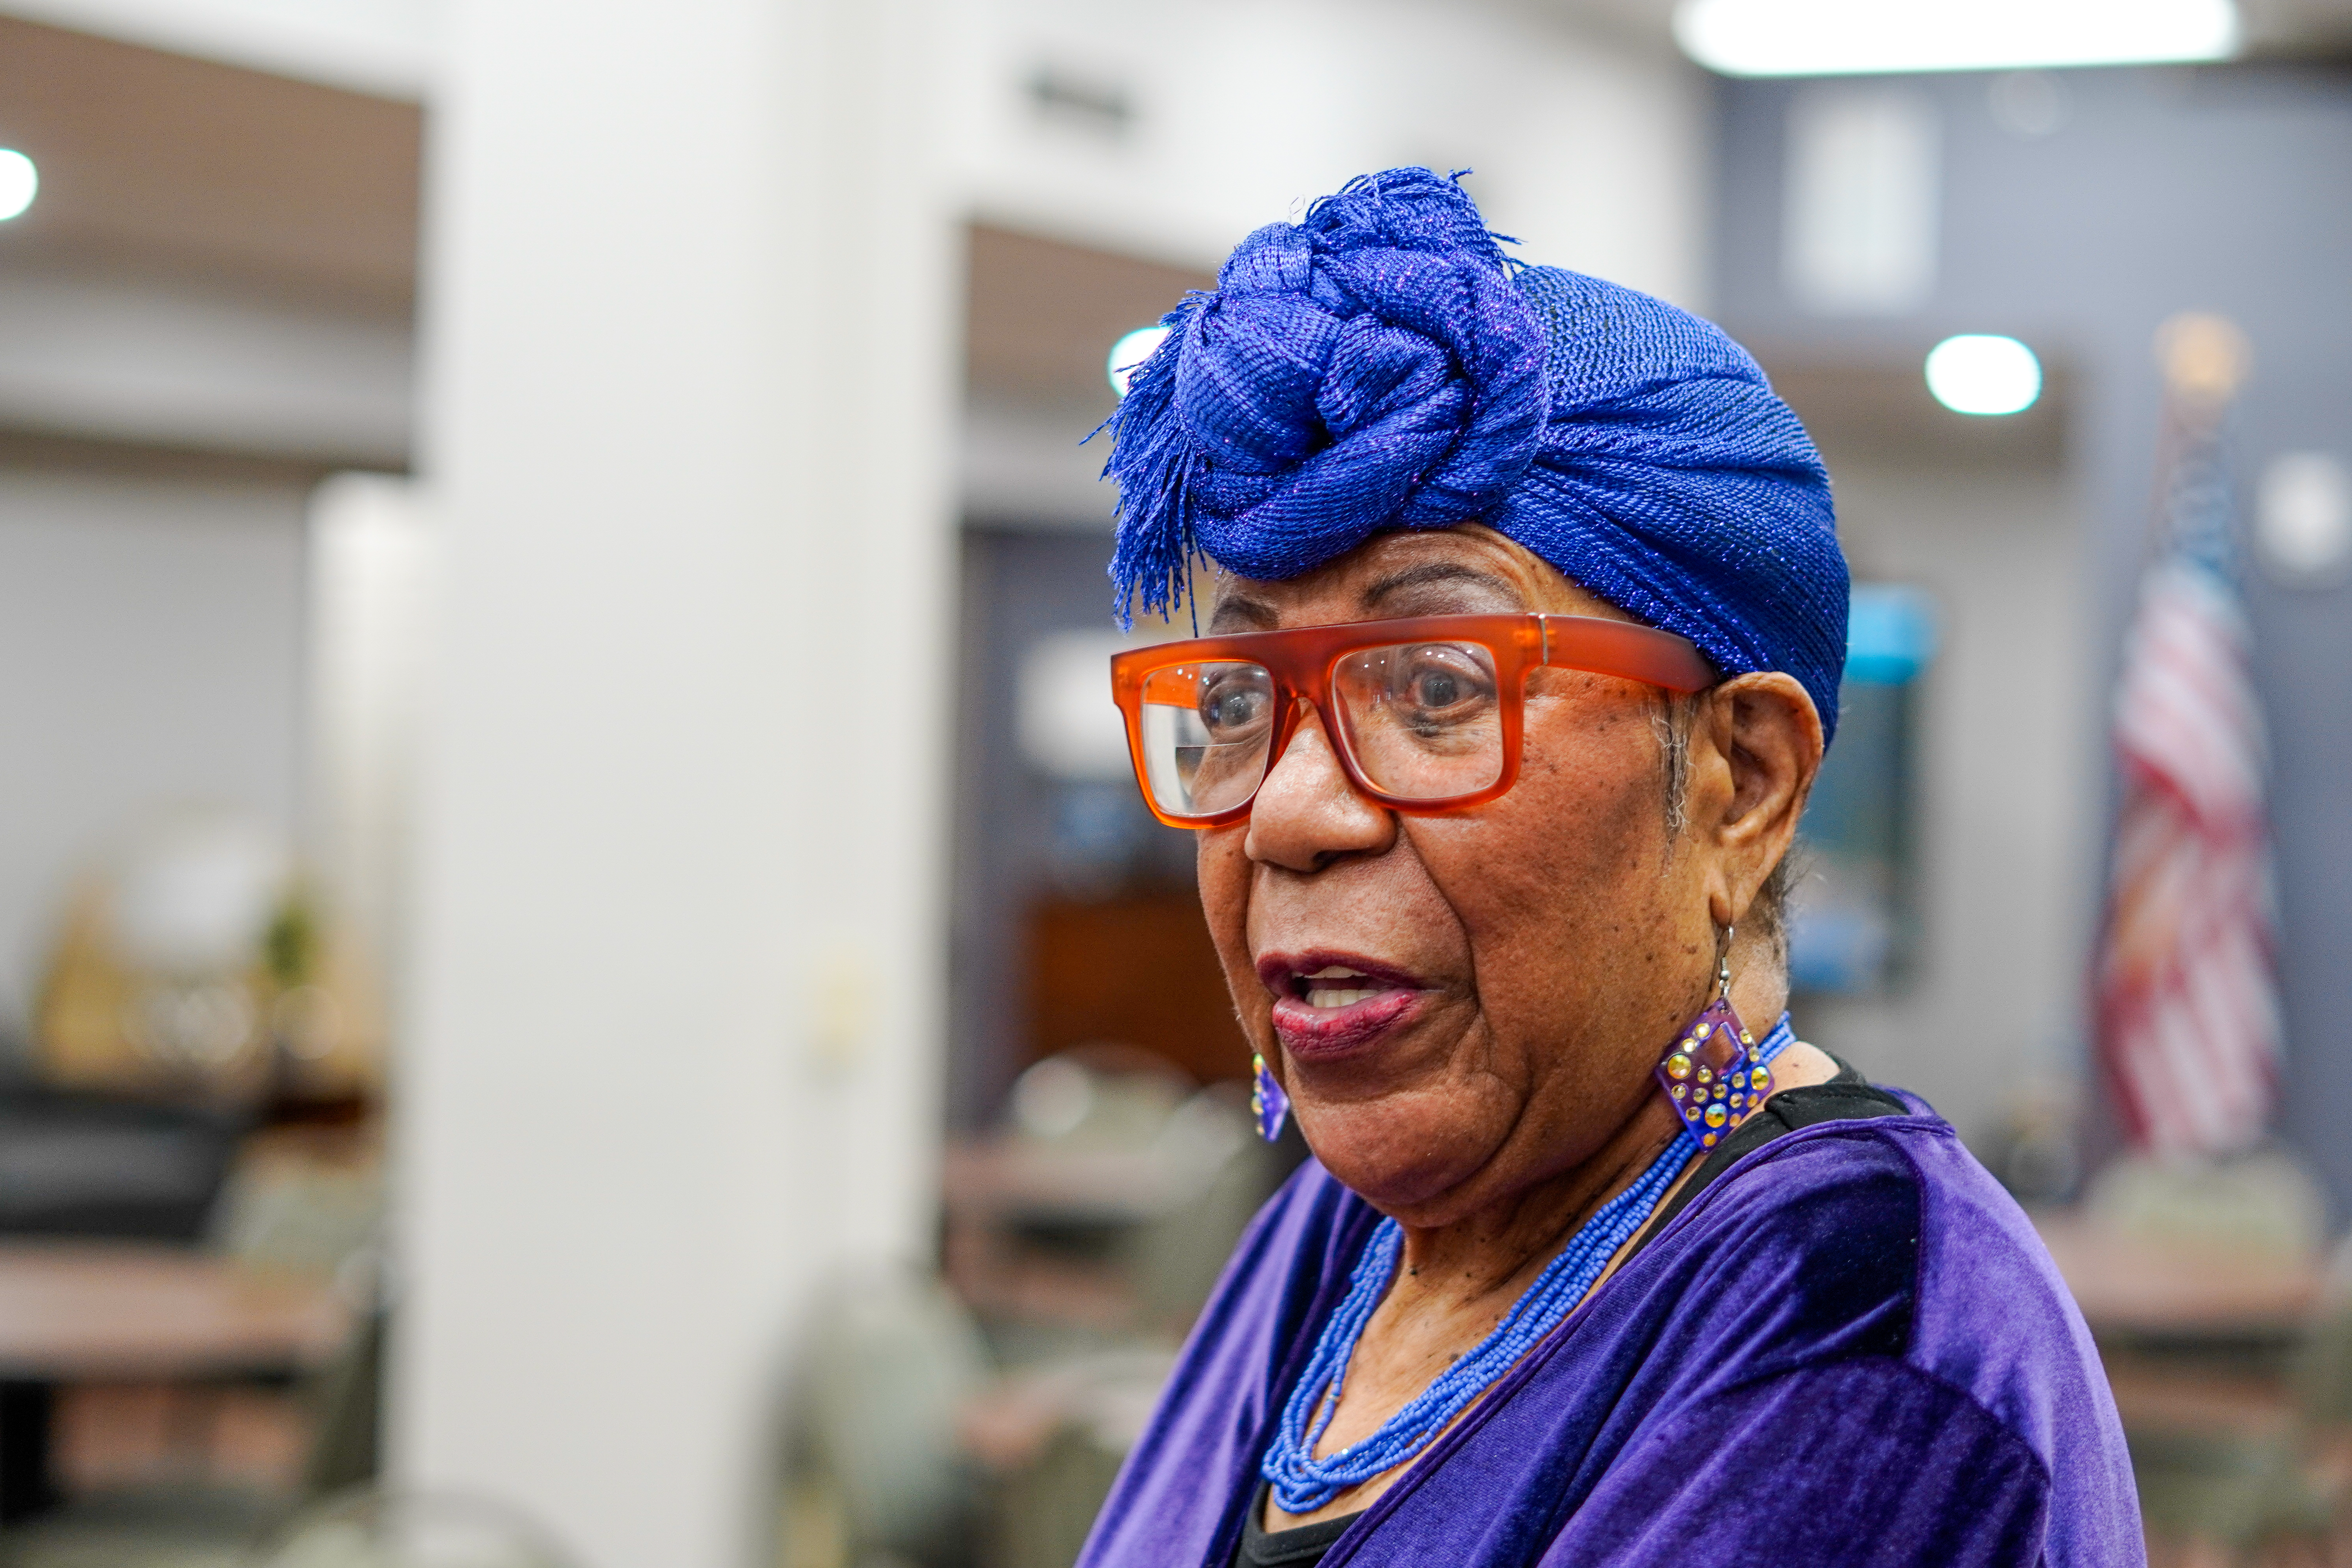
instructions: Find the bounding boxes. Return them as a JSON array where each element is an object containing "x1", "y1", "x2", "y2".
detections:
[
  {"x1": 1252, "y1": 1051, "x2": 1291, "y2": 1142},
  {"x1": 1655, "y1": 926, "x2": 1772, "y2": 1151}
]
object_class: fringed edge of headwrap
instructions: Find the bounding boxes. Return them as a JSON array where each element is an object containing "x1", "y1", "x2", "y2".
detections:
[
  {"x1": 1302, "y1": 167, "x2": 1526, "y2": 278},
  {"x1": 1096, "y1": 296, "x2": 1209, "y2": 630},
  {"x1": 1093, "y1": 171, "x2": 1526, "y2": 628}
]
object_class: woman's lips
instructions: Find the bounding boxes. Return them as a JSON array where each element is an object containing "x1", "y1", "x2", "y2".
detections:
[
  {"x1": 1270, "y1": 988, "x2": 1423, "y2": 1056},
  {"x1": 1257, "y1": 953, "x2": 1430, "y2": 1059}
]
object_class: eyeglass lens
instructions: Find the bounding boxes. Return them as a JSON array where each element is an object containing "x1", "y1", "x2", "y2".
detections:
[
  {"x1": 1136, "y1": 641, "x2": 1505, "y2": 819},
  {"x1": 1140, "y1": 662, "x2": 1275, "y2": 818}
]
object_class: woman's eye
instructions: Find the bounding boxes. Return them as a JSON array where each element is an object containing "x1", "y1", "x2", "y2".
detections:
[
  {"x1": 1410, "y1": 669, "x2": 1463, "y2": 708},
  {"x1": 1396, "y1": 650, "x2": 1490, "y2": 714},
  {"x1": 1200, "y1": 680, "x2": 1269, "y2": 735}
]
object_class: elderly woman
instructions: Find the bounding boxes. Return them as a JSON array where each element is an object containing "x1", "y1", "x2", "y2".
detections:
[{"x1": 1077, "y1": 171, "x2": 2138, "y2": 1568}]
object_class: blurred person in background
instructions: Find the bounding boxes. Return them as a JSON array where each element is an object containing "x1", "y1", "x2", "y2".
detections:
[{"x1": 1078, "y1": 170, "x2": 2138, "y2": 1568}]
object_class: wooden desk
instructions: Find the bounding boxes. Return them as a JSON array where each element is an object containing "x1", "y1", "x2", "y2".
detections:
[{"x1": 0, "y1": 1242, "x2": 348, "y2": 1522}]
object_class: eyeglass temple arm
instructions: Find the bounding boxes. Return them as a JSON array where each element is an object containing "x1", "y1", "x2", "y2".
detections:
[{"x1": 1537, "y1": 615, "x2": 1715, "y2": 693}]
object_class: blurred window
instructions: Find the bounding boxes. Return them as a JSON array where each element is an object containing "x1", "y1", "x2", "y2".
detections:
[{"x1": 1782, "y1": 87, "x2": 1939, "y2": 316}]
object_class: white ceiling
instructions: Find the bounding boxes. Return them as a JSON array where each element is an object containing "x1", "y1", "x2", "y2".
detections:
[{"x1": 4, "y1": 0, "x2": 2344, "y2": 107}]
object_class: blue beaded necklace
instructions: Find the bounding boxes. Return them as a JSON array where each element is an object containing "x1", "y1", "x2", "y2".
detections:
[{"x1": 1259, "y1": 1013, "x2": 1797, "y2": 1514}]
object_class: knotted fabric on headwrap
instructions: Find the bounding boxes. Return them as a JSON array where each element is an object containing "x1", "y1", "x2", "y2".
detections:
[{"x1": 1103, "y1": 167, "x2": 1850, "y2": 744}]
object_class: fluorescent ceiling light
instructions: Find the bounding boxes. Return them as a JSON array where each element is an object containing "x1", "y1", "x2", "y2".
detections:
[
  {"x1": 1926, "y1": 335, "x2": 2043, "y2": 416},
  {"x1": 0, "y1": 151, "x2": 36, "y2": 222},
  {"x1": 1675, "y1": 0, "x2": 2238, "y2": 76},
  {"x1": 1108, "y1": 325, "x2": 1171, "y2": 399}
]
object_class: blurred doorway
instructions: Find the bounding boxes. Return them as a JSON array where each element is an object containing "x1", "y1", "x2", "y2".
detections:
[{"x1": 949, "y1": 227, "x2": 1235, "y2": 1132}]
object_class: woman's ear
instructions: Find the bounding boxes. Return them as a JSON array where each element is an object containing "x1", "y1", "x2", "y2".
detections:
[{"x1": 1691, "y1": 673, "x2": 1824, "y2": 929}]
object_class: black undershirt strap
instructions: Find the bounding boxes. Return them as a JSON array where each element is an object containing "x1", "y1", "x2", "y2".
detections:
[
  {"x1": 1630, "y1": 1055, "x2": 1907, "y2": 1252},
  {"x1": 1236, "y1": 1481, "x2": 1359, "y2": 1567}
]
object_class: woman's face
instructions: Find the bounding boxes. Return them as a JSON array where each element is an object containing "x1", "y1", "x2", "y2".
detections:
[{"x1": 1193, "y1": 527, "x2": 1807, "y2": 1229}]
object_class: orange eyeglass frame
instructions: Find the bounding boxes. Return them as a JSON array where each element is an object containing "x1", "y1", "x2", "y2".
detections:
[{"x1": 1108, "y1": 612, "x2": 1716, "y2": 829}]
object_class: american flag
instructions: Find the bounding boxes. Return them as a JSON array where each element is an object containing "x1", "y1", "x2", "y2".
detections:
[{"x1": 2095, "y1": 322, "x2": 2281, "y2": 1156}]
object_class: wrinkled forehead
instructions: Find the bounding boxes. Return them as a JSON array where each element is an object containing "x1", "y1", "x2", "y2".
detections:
[{"x1": 1203, "y1": 525, "x2": 1639, "y2": 635}]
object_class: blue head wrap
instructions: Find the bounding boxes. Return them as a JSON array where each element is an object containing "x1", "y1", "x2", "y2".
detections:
[{"x1": 1104, "y1": 167, "x2": 1849, "y2": 744}]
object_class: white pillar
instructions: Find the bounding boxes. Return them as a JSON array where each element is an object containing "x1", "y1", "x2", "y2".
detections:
[
  {"x1": 307, "y1": 472, "x2": 434, "y2": 982},
  {"x1": 393, "y1": 0, "x2": 956, "y2": 1561}
]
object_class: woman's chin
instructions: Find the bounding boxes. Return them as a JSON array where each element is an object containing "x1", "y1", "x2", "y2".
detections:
[{"x1": 1295, "y1": 1111, "x2": 1496, "y2": 1212}]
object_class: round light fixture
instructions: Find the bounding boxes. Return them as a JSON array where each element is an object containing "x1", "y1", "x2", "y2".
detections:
[
  {"x1": 1925, "y1": 334, "x2": 2042, "y2": 416},
  {"x1": 1107, "y1": 325, "x2": 1171, "y2": 399},
  {"x1": 0, "y1": 150, "x2": 35, "y2": 221},
  {"x1": 2257, "y1": 452, "x2": 2351, "y2": 588}
]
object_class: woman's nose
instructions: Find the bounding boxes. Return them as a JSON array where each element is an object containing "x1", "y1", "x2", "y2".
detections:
[{"x1": 1243, "y1": 701, "x2": 1397, "y2": 872}]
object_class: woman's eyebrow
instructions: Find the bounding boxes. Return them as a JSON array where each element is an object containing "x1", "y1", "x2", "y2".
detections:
[
  {"x1": 1362, "y1": 561, "x2": 1522, "y2": 609},
  {"x1": 1208, "y1": 591, "x2": 1280, "y2": 632}
]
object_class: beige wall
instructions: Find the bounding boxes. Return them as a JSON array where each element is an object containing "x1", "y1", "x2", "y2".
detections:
[
  {"x1": 946, "y1": 0, "x2": 1712, "y2": 309},
  {"x1": 1802, "y1": 457, "x2": 2096, "y2": 1147},
  {"x1": 0, "y1": 465, "x2": 308, "y2": 1038}
]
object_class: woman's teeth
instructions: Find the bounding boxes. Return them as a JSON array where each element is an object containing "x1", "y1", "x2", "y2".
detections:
[
  {"x1": 1301, "y1": 965, "x2": 1381, "y2": 1009},
  {"x1": 1267, "y1": 960, "x2": 1423, "y2": 1055}
]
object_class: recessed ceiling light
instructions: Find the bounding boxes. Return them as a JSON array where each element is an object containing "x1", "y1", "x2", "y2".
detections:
[
  {"x1": 0, "y1": 150, "x2": 36, "y2": 221},
  {"x1": 1926, "y1": 335, "x2": 2043, "y2": 416},
  {"x1": 1675, "y1": 0, "x2": 2238, "y2": 77},
  {"x1": 2258, "y1": 453, "x2": 2351, "y2": 587},
  {"x1": 1108, "y1": 325, "x2": 1171, "y2": 399}
]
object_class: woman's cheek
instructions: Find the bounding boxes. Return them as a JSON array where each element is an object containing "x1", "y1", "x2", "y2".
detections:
[
  {"x1": 1427, "y1": 755, "x2": 1665, "y2": 1047},
  {"x1": 1194, "y1": 828, "x2": 1266, "y2": 1035}
]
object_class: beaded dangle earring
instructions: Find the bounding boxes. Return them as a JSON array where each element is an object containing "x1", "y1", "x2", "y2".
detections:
[
  {"x1": 1252, "y1": 1051, "x2": 1291, "y2": 1142},
  {"x1": 1654, "y1": 926, "x2": 1773, "y2": 1151}
]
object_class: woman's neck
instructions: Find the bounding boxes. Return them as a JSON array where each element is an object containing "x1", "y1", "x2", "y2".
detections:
[
  {"x1": 1391, "y1": 1093, "x2": 1686, "y2": 1303},
  {"x1": 1391, "y1": 964, "x2": 1790, "y2": 1299},
  {"x1": 1265, "y1": 970, "x2": 1814, "y2": 1531},
  {"x1": 1266, "y1": 1083, "x2": 1697, "y2": 1531}
]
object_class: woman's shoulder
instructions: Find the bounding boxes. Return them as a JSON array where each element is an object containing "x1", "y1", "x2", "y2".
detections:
[
  {"x1": 1245, "y1": 1155, "x2": 1373, "y2": 1270},
  {"x1": 1173, "y1": 1156, "x2": 1377, "y2": 1377},
  {"x1": 1652, "y1": 1102, "x2": 2126, "y2": 1490},
  {"x1": 1623, "y1": 1112, "x2": 1944, "y2": 1370},
  {"x1": 1667, "y1": 1107, "x2": 2080, "y2": 1333},
  {"x1": 1679, "y1": 1105, "x2": 2080, "y2": 1323}
]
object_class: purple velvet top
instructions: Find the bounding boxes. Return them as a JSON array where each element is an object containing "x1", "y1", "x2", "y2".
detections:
[{"x1": 1078, "y1": 1097, "x2": 2143, "y2": 1568}]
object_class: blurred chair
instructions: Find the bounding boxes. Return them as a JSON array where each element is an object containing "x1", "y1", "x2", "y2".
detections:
[
  {"x1": 0, "y1": 1486, "x2": 270, "y2": 1568},
  {"x1": 2088, "y1": 1149, "x2": 2327, "y2": 1263},
  {"x1": 0, "y1": 1088, "x2": 245, "y2": 1243},
  {"x1": 988, "y1": 1426, "x2": 1125, "y2": 1568},
  {"x1": 1006, "y1": 1046, "x2": 1196, "y2": 1151},
  {"x1": 947, "y1": 1049, "x2": 1290, "y2": 1340},
  {"x1": 248, "y1": 1488, "x2": 574, "y2": 1568},
  {"x1": 974, "y1": 1347, "x2": 1174, "y2": 1568},
  {"x1": 208, "y1": 1135, "x2": 385, "y2": 1283},
  {"x1": 1118, "y1": 1085, "x2": 1274, "y2": 1325},
  {"x1": 2113, "y1": 1154, "x2": 2352, "y2": 1563},
  {"x1": 0, "y1": 1295, "x2": 386, "y2": 1568},
  {"x1": 779, "y1": 1265, "x2": 995, "y2": 1568},
  {"x1": 2126, "y1": 1299, "x2": 2352, "y2": 1558},
  {"x1": 925, "y1": 1052, "x2": 1285, "y2": 1566},
  {"x1": 297, "y1": 1307, "x2": 385, "y2": 1503}
]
